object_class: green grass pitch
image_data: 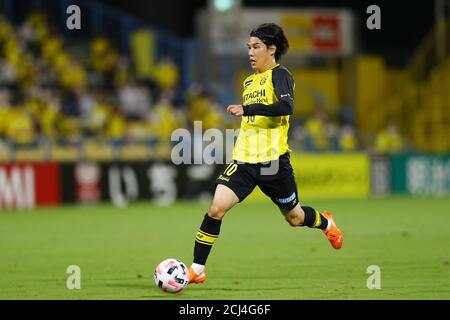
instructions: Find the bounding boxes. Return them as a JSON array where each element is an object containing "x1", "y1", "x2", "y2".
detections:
[{"x1": 0, "y1": 197, "x2": 449, "y2": 300}]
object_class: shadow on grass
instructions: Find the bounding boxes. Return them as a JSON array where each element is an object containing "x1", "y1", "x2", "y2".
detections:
[
  {"x1": 108, "y1": 281, "x2": 314, "y2": 291},
  {"x1": 103, "y1": 282, "x2": 153, "y2": 290}
]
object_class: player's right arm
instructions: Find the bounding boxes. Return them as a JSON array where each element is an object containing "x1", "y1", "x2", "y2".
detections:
[{"x1": 227, "y1": 104, "x2": 244, "y2": 117}]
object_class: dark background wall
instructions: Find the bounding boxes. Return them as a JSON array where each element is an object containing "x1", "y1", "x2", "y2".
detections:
[
  {"x1": 2, "y1": 0, "x2": 436, "y2": 66},
  {"x1": 98, "y1": 0, "x2": 436, "y2": 66}
]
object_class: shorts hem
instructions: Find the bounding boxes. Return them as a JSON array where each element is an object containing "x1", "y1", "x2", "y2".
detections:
[{"x1": 215, "y1": 180, "x2": 250, "y2": 203}]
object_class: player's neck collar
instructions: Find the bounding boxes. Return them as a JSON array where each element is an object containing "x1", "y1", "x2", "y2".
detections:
[{"x1": 255, "y1": 63, "x2": 280, "y2": 75}]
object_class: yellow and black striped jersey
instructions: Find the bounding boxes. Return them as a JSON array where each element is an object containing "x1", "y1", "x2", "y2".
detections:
[{"x1": 233, "y1": 65, "x2": 295, "y2": 163}]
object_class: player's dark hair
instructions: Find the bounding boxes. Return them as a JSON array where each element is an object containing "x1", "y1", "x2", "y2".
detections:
[{"x1": 250, "y1": 23, "x2": 289, "y2": 62}]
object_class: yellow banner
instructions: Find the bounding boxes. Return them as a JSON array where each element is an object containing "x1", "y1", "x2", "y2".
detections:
[
  {"x1": 281, "y1": 14, "x2": 313, "y2": 53},
  {"x1": 131, "y1": 29, "x2": 155, "y2": 80},
  {"x1": 247, "y1": 153, "x2": 370, "y2": 201}
]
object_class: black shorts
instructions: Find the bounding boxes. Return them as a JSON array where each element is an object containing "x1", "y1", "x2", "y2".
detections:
[{"x1": 215, "y1": 154, "x2": 299, "y2": 211}]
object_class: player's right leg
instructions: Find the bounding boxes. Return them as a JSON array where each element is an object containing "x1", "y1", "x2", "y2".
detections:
[
  {"x1": 188, "y1": 185, "x2": 239, "y2": 284},
  {"x1": 189, "y1": 162, "x2": 256, "y2": 284}
]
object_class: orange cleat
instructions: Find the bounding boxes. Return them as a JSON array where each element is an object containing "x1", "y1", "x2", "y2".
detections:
[
  {"x1": 188, "y1": 267, "x2": 207, "y2": 284},
  {"x1": 322, "y1": 211, "x2": 343, "y2": 250}
]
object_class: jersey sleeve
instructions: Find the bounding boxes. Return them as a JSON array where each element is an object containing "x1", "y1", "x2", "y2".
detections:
[{"x1": 272, "y1": 66, "x2": 295, "y2": 109}]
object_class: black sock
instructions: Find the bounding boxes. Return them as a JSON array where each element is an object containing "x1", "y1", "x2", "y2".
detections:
[
  {"x1": 193, "y1": 214, "x2": 222, "y2": 265},
  {"x1": 302, "y1": 206, "x2": 328, "y2": 230}
]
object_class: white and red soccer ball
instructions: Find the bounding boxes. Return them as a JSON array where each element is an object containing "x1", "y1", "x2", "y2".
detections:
[{"x1": 154, "y1": 258, "x2": 189, "y2": 293}]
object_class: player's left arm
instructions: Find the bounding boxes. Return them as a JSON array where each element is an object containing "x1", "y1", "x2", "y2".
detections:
[{"x1": 243, "y1": 68, "x2": 295, "y2": 117}]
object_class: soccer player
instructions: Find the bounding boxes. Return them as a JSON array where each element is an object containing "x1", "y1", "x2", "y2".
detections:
[{"x1": 188, "y1": 23, "x2": 343, "y2": 285}]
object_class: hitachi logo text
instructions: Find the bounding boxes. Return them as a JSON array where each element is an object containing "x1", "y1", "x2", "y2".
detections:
[{"x1": 244, "y1": 89, "x2": 266, "y2": 101}]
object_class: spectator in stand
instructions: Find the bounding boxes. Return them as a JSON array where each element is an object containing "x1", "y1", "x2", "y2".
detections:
[
  {"x1": 149, "y1": 93, "x2": 181, "y2": 143},
  {"x1": 90, "y1": 36, "x2": 119, "y2": 86},
  {"x1": 60, "y1": 58, "x2": 87, "y2": 90},
  {"x1": 106, "y1": 105, "x2": 126, "y2": 158},
  {"x1": 0, "y1": 89, "x2": 11, "y2": 140},
  {"x1": 23, "y1": 11, "x2": 49, "y2": 43},
  {"x1": 187, "y1": 91, "x2": 225, "y2": 131},
  {"x1": 304, "y1": 108, "x2": 331, "y2": 151},
  {"x1": 338, "y1": 124, "x2": 358, "y2": 152},
  {"x1": 87, "y1": 89, "x2": 111, "y2": 139},
  {"x1": 42, "y1": 35, "x2": 64, "y2": 65},
  {"x1": 77, "y1": 88, "x2": 96, "y2": 135},
  {"x1": 375, "y1": 122, "x2": 404, "y2": 154},
  {"x1": 39, "y1": 91, "x2": 60, "y2": 143},
  {"x1": 153, "y1": 55, "x2": 179, "y2": 93},
  {"x1": 5, "y1": 92, "x2": 36, "y2": 148},
  {"x1": 118, "y1": 82, "x2": 152, "y2": 121}
]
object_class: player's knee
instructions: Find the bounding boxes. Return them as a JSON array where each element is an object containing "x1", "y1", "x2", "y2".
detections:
[
  {"x1": 208, "y1": 204, "x2": 228, "y2": 220},
  {"x1": 285, "y1": 214, "x2": 301, "y2": 227}
]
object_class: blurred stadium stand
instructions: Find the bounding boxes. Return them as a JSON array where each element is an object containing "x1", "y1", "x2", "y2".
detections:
[
  {"x1": 0, "y1": 0, "x2": 448, "y2": 164},
  {"x1": 0, "y1": 0, "x2": 191, "y2": 162}
]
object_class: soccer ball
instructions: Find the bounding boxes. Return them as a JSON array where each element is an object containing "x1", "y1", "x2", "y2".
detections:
[{"x1": 153, "y1": 258, "x2": 189, "y2": 293}]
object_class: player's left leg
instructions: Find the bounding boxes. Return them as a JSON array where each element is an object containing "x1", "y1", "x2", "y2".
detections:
[
  {"x1": 258, "y1": 154, "x2": 343, "y2": 249},
  {"x1": 280, "y1": 205, "x2": 343, "y2": 250},
  {"x1": 280, "y1": 203, "x2": 327, "y2": 230}
]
